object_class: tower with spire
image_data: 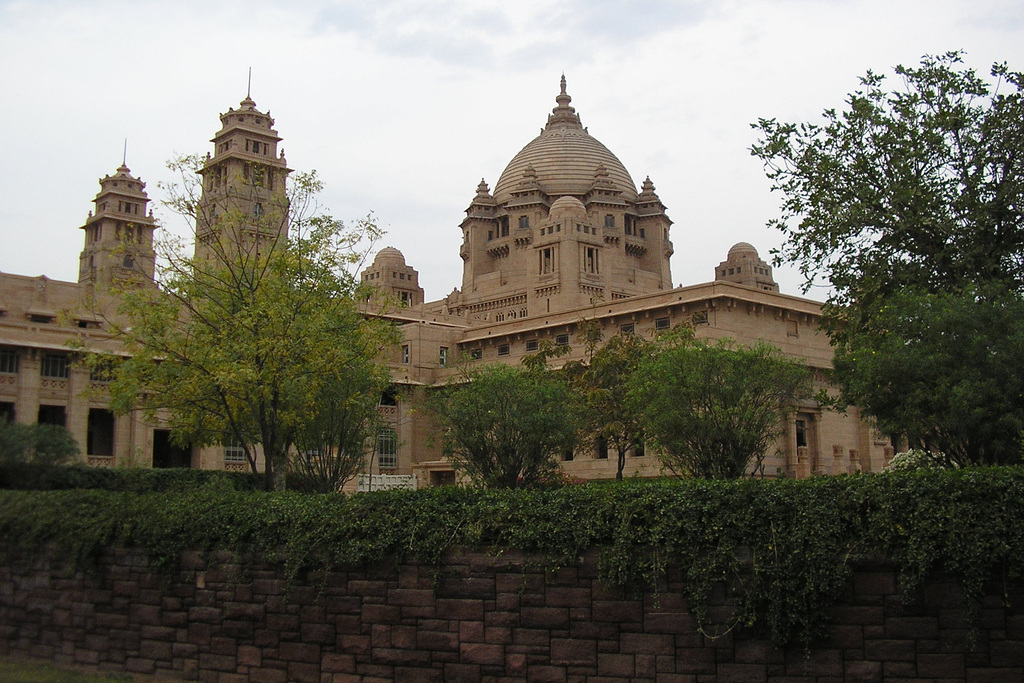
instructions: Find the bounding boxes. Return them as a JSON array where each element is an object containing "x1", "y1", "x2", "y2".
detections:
[
  {"x1": 77, "y1": 162, "x2": 157, "y2": 294},
  {"x1": 194, "y1": 92, "x2": 291, "y2": 261}
]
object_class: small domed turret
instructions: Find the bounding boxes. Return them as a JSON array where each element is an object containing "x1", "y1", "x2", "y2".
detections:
[{"x1": 715, "y1": 243, "x2": 778, "y2": 292}]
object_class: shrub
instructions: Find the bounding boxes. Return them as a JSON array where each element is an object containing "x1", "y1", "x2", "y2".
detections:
[
  {"x1": 2, "y1": 469, "x2": 1023, "y2": 649},
  {"x1": 0, "y1": 463, "x2": 261, "y2": 493},
  {"x1": 884, "y1": 449, "x2": 960, "y2": 472},
  {"x1": 0, "y1": 422, "x2": 79, "y2": 466}
]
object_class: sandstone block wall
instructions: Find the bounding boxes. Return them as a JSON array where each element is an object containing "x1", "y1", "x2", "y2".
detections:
[{"x1": 1, "y1": 546, "x2": 1023, "y2": 682}]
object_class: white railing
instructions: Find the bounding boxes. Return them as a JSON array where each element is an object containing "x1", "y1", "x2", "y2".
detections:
[{"x1": 356, "y1": 473, "x2": 416, "y2": 492}]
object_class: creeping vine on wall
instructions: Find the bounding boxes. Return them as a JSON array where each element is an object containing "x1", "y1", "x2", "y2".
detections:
[{"x1": 1, "y1": 468, "x2": 1023, "y2": 649}]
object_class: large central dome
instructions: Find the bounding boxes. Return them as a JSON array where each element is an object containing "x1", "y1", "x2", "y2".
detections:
[{"x1": 493, "y1": 77, "x2": 637, "y2": 205}]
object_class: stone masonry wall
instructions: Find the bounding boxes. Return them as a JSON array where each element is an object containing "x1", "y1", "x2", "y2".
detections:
[{"x1": 1, "y1": 546, "x2": 1023, "y2": 682}]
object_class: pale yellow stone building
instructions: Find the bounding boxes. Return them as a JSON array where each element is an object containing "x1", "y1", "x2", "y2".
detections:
[{"x1": 0, "y1": 80, "x2": 894, "y2": 483}]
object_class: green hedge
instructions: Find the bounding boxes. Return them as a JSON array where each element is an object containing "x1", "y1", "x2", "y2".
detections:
[
  {"x1": 0, "y1": 463, "x2": 262, "y2": 493},
  {"x1": 1, "y1": 469, "x2": 1023, "y2": 648}
]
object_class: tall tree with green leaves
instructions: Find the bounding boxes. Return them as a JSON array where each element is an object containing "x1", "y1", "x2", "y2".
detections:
[
  {"x1": 630, "y1": 331, "x2": 812, "y2": 479},
  {"x1": 106, "y1": 155, "x2": 397, "y2": 490},
  {"x1": 566, "y1": 332, "x2": 654, "y2": 480},
  {"x1": 832, "y1": 287, "x2": 1024, "y2": 465},
  {"x1": 752, "y1": 52, "x2": 1024, "y2": 463},
  {"x1": 427, "y1": 363, "x2": 578, "y2": 489}
]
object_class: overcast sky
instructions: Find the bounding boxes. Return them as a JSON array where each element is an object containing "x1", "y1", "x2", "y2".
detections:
[{"x1": 1, "y1": 0, "x2": 1022, "y2": 302}]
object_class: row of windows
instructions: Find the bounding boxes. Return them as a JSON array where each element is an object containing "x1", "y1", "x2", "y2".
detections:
[
  {"x1": 484, "y1": 214, "x2": 624, "y2": 240},
  {"x1": 564, "y1": 436, "x2": 645, "y2": 462},
  {"x1": 0, "y1": 404, "x2": 114, "y2": 457},
  {"x1": 245, "y1": 139, "x2": 270, "y2": 156},
  {"x1": 721, "y1": 265, "x2": 769, "y2": 277},
  {"x1": 464, "y1": 317, "x2": 680, "y2": 361},
  {"x1": 493, "y1": 308, "x2": 528, "y2": 322},
  {"x1": 0, "y1": 351, "x2": 119, "y2": 379},
  {"x1": 242, "y1": 162, "x2": 275, "y2": 189},
  {"x1": 223, "y1": 430, "x2": 399, "y2": 469},
  {"x1": 361, "y1": 270, "x2": 416, "y2": 281}
]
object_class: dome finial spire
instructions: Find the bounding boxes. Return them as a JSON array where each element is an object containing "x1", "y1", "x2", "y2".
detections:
[{"x1": 547, "y1": 74, "x2": 580, "y2": 130}]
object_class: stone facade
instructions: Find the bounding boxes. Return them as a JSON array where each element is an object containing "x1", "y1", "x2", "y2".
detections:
[
  {"x1": 2, "y1": 545, "x2": 1022, "y2": 682},
  {"x1": 363, "y1": 79, "x2": 892, "y2": 485},
  {"x1": 0, "y1": 79, "x2": 895, "y2": 481}
]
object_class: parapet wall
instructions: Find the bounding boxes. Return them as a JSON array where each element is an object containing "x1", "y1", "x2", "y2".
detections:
[{"x1": 1, "y1": 546, "x2": 1023, "y2": 682}]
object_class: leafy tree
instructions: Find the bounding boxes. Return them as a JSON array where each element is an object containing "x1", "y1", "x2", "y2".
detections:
[
  {"x1": 107, "y1": 155, "x2": 398, "y2": 490},
  {"x1": 0, "y1": 422, "x2": 79, "y2": 466},
  {"x1": 630, "y1": 331, "x2": 812, "y2": 479},
  {"x1": 288, "y1": 368, "x2": 393, "y2": 494},
  {"x1": 565, "y1": 332, "x2": 654, "y2": 480},
  {"x1": 752, "y1": 52, "x2": 1024, "y2": 463},
  {"x1": 833, "y1": 286, "x2": 1024, "y2": 465},
  {"x1": 427, "y1": 363, "x2": 578, "y2": 488},
  {"x1": 752, "y1": 51, "x2": 1024, "y2": 304}
]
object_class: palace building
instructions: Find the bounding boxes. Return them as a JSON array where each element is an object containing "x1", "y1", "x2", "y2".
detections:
[{"x1": 0, "y1": 80, "x2": 895, "y2": 483}]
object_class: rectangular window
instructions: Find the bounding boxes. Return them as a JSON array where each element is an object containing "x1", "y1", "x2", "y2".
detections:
[
  {"x1": 470, "y1": 348, "x2": 482, "y2": 360},
  {"x1": 40, "y1": 354, "x2": 69, "y2": 378},
  {"x1": 795, "y1": 420, "x2": 808, "y2": 448},
  {"x1": 0, "y1": 348, "x2": 17, "y2": 374},
  {"x1": 87, "y1": 408, "x2": 115, "y2": 456},
  {"x1": 38, "y1": 405, "x2": 66, "y2": 427},
  {"x1": 497, "y1": 344, "x2": 510, "y2": 357},
  {"x1": 691, "y1": 310, "x2": 709, "y2": 326},
  {"x1": 787, "y1": 320, "x2": 799, "y2": 337},
  {"x1": 37, "y1": 405, "x2": 66, "y2": 428},
  {"x1": 0, "y1": 402, "x2": 14, "y2": 424},
  {"x1": 89, "y1": 359, "x2": 115, "y2": 382},
  {"x1": 619, "y1": 323, "x2": 635, "y2": 334},
  {"x1": 224, "y1": 442, "x2": 247, "y2": 464},
  {"x1": 655, "y1": 317, "x2": 671, "y2": 331},
  {"x1": 596, "y1": 436, "x2": 609, "y2": 460},
  {"x1": 401, "y1": 345, "x2": 410, "y2": 364},
  {"x1": 518, "y1": 215, "x2": 529, "y2": 229},
  {"x1": 539, "y1": 247, "x2": 554, "y2": 274},
  {"x1": 525, "y1": 339, "x2": 539, "y2": 352},
  {"x1": 583, "y1": 246, "x2": 599, "y2": 274},
  {"x1": 555, "y1": 334, "x2": 569, "y2": 347},
  {"x1": 439, "y1": 347, "x2": 448, "y2": 366},
  {"x1": 604, "y1": 214, "x2": 615, "y2": 227},
  {"x1": 377, "y1": 428, "x2": 397, "y2": 468}
]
